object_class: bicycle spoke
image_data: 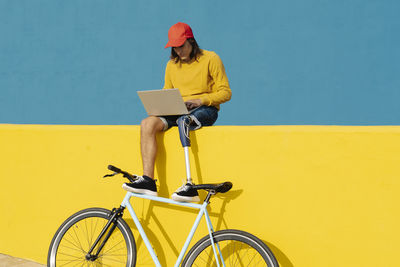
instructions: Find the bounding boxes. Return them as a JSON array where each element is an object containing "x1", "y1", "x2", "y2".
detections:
[
  {"x1": 97, "y1": 255, "x2": 127, "y2": 264},
  {"x1": 57, "y1": 251, "x2": 85, "y2": 260},
  {"x1": 72, "y1": 225, "x2": 87, "y2": 252},
  {"x1": 84, "y1": 218, "x2": 90, "y2": 249},
  {"x1": 100, "y1": 239, "x2": 125, "y2": 255},
  {"x1": 57, "y1": 259, "x2": 83, "y2": 267},
  {"x1": 61, "y1": 236, "x2": 86, "y2": 254},
  {"x1": 59, "y1": 244, "x2": 85, "y2": 254},
  {"x1": 56, "y1": 257, "x2": 86, "y2": 267}
]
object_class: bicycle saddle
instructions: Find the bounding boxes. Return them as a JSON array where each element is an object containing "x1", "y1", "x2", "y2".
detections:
[{"x1": 193, "y1": 182, "x2": 232, "y2": 193}]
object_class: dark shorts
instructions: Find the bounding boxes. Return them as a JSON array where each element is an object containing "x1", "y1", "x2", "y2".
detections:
[{"x1": 158, "y1": 106, "x2": 219, "y2": 131}]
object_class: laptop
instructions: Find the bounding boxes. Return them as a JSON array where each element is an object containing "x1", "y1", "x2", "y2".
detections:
[{"x1": 137, "y1": 88, "x2": 191, "y2": 116}]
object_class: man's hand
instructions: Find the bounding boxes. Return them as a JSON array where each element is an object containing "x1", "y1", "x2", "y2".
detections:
[{"x1": 185, "y1": 99, "x2": 202, "y2": 110}]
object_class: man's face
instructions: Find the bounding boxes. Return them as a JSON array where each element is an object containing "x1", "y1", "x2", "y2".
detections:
[{"x1": 173, "y1": 40, "x2": 192, "y2": 62}]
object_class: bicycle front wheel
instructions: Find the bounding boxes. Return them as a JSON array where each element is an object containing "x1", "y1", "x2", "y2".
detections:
[
  {"x1": 182, "y1": 229, "x2": 279, "y2": 267},
  {"x1": 47, "y1": 207, "x2": 136, "y2": 267}
]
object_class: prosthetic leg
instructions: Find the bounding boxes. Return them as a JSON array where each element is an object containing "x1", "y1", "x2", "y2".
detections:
[
  {"x1": 177, "y1": 115, "x2": 193, "y2": 184},
  {"x1": 170, "y1": 115, "x2": 201, "y2": 202}
]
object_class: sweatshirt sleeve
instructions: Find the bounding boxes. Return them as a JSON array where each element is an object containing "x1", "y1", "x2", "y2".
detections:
[
  {"x1": 200, "y1": 53, "x2": 232, "y2": 106},
  {"x1": 163, "y1": 61, "x2": 174, "y2": 89}
]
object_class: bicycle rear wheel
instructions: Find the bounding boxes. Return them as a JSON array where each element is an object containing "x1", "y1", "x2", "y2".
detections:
[
  {"x1": 182, "y1": 229, "x2": 278, "y2": 267},
  {"x1": 47, "y1": 207, "x2": 136, "y2": 267}
]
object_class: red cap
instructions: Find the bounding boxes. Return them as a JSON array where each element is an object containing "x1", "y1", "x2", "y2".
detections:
[{"x1": 165, "y1": 22, "x2": 194, "y2": 48}]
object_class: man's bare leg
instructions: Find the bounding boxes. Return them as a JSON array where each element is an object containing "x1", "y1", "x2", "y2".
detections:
[{"x1": 140, "y1": 116, "x2": 165, "y2": 179}]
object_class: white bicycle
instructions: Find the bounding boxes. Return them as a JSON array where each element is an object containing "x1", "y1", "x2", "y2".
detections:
[{"x1": 48, "y1": 165, "x2": 279, "y2": 266}]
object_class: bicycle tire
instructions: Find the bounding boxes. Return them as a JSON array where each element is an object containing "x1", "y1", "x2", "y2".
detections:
[
  {"x1": 182, "y1": 229, "x2": 279, "y2": 267},
  {"x1": 47, "y1": 207, "x2": 136, "y2": 267}
]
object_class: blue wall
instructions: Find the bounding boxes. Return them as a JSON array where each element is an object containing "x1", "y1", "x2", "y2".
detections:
[{"x1": 1, "y1": 0, "x2": 399, "y2": 125}]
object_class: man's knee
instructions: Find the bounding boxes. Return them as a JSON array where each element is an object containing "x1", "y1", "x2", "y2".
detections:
[{"x1": 141, "y1": 117, "x2": 164, "y2": 135}]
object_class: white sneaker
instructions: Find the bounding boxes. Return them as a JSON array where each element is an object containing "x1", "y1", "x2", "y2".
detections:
[{"x1": 171, "y1": 183, "x2": 200, "y2": 202}]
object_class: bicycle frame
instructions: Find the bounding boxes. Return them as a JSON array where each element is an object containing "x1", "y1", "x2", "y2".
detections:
[{"x1": 121, "y1": 191, "x2": 226, "y2": 267}]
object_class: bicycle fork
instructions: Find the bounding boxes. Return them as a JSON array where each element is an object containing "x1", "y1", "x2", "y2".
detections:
[{"x1": 85, "y1": 206, "x2": 125, "y2": 261}]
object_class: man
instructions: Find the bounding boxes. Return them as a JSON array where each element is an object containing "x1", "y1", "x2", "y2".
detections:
[{"x1": 123, "y1": 22, "x2": 231, "y2": 202}]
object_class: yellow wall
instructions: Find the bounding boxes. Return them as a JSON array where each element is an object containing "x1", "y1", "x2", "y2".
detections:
[{"x1": 1, "y1": 124, "x2": 400, "y2": 266}]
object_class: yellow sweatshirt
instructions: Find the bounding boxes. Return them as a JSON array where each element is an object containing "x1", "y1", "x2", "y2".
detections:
[{"x1": 163, "y1": 50, "x2": 232, "y2": 109}]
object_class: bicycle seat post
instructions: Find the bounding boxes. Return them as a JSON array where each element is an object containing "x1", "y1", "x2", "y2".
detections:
[
  {"x1": 204, "y1": 189, "x2": 216, "y2": 203},
  {"x1": 177, "y1": 115, "x2": 193, "y2": 184}
]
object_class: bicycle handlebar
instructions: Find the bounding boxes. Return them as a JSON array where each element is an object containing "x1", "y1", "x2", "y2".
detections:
[
  {"x1": 104, "y1": 165, "x2": 137, "y2": 183},
  {"x1": 108, "y1": 165, "x2": 122, "y2": 173}
]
